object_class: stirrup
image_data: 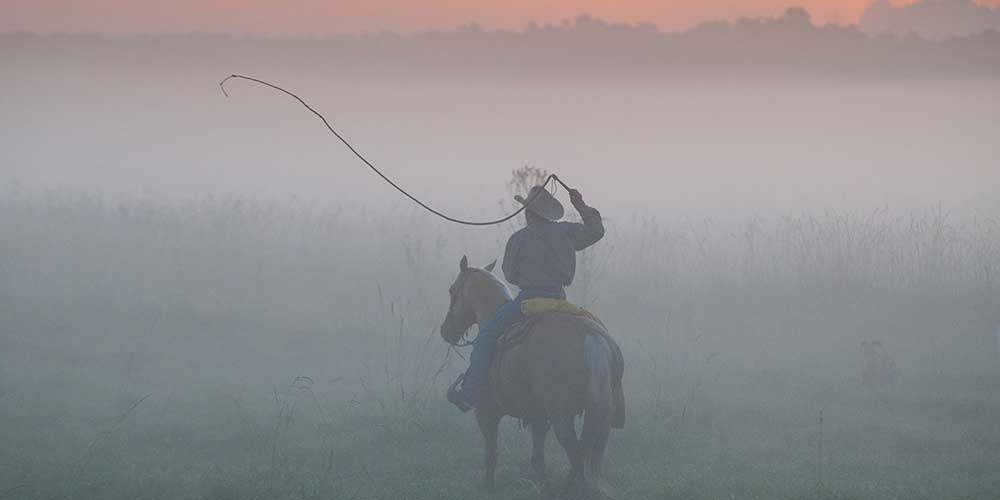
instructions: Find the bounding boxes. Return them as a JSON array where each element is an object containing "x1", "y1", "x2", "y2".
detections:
[{"x1": 446, "y1": 374, "x2": 474, "y2": 413}]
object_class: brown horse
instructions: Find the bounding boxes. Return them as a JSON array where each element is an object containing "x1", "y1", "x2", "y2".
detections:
[{"x1": 440, "y1": 256, "x2": 625, "y2": 497}]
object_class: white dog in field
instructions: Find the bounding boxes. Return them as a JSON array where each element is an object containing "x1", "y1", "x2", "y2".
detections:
[{"x1": 861, "y1": 340, "x2": 898, "y2": 388}]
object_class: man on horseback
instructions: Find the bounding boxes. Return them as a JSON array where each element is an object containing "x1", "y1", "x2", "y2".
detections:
[{"x1": 450, "y1": 185, "x2": 605, "y2": 412}]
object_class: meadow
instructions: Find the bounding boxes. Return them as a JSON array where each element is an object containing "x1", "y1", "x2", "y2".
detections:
[{"x1": 1, "y1": 190, "x2": 998, "y2": 500}]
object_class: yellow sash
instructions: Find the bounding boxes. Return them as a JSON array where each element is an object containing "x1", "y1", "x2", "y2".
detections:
[
  {"x1": 518, "y1": 298, "x2": 608, "y2": 335},
  {"x1": 520, "y1": 298, "x2": 585, "y2": 316}
]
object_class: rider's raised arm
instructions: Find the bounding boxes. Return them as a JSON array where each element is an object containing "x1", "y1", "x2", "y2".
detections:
[{"x1": 565, "y1": 190, "x2": 605, "y2": 251}]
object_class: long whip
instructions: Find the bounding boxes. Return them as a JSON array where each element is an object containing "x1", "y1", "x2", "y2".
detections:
[{"x1": 219, "y1": 74, "x2": 569, "y2": 226}]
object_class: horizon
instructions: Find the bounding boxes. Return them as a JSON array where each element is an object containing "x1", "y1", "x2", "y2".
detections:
[{"x1": 3, "y1": 0, "x2": 1000, "y2": 37}]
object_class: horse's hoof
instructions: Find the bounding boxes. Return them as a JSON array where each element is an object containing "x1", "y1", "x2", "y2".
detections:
[
  {"x1": 539, "y1": 480, "x2": 558, "y2": 500},
  {"x1": 532, "y1": 475, "x2": 548, "y2": 487},
  {"x1": 558, "y1": 479, "x2": 595, "y2": 500}
]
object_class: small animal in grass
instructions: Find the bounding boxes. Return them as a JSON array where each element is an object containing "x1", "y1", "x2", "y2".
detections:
[
  {"x1": 861, "y1": 340, "x2": 898, "y2": 388},
  {"x1": 995, "y1": 323, "x2": 1000, "y2": 360}
]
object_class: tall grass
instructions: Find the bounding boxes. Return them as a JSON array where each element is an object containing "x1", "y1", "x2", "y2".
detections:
[{"x1": 2, "y1": 191, "x2": 996, "y2": 373}]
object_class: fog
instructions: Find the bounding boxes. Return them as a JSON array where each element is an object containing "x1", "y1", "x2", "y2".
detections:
[
  {"x1": 2, "y1": 20, "x2": 999, "y2": 500},
  {"x1": 7, "y1": 73, "x2": 999, "y2": 218}
]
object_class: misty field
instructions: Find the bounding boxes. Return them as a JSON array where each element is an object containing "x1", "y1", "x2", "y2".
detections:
[{"x1": 1, "y1": 191, "x2": 998, "y2": 500}]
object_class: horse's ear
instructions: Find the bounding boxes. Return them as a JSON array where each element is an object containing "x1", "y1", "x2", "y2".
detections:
[
  {"x1": 459, "y1": 255, "x2": 469, "y2": 272},
  {"x1": 484, "y1": 259, "x2": 497, "y2": 273}
]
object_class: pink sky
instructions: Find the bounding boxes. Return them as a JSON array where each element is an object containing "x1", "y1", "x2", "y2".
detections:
[{"x1": 2, "y1": 0, "x2": 999, "y2": 35}]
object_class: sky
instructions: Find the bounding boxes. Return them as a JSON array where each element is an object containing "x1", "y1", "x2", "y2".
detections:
[{"x1": 3, "y1": 0, "x2": 998, "y2": 35}]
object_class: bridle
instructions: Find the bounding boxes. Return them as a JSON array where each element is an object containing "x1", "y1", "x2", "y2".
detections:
[{"x1": 444, "y1": 270, "x2": 476, "y2": 347}]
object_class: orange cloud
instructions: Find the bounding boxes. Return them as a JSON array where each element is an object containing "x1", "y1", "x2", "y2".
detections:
[{"x1": 3, "y1": 0, "x2": 1000, "y2": 35}]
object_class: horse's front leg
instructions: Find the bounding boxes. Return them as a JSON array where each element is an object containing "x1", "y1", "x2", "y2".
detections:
[
  {"x1": 476, "y1": 408, "x2": 501, "y2": 490},
  {"x1": 530, "y1": 418, "x2": 550, "y2": 483}
]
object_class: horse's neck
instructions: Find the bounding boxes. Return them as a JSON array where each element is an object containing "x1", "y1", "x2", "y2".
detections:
[{"x1": 471, "y1": 274, "x2": 512, "y2": 327}]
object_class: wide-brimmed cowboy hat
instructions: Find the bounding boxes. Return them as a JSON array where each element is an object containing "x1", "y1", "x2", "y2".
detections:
[{"x1": 515, "y1": 185, "x2": 564, "y2": 221}]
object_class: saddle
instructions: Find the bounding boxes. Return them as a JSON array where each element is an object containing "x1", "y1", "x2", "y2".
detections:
[{"x1": 497, "y1": 298, "x2": 606, "y2": 350}]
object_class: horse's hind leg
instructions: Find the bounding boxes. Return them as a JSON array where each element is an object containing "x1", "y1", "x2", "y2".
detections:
[
  {"x1": 581, "y1": 413, "x2": 610, "y2": 484},
  {"x1": 530, "y1": 418, "x2": 550, "y2": 483},
  {"x1": 551, "y1": 415, "x2": 585, "y2": 496}
]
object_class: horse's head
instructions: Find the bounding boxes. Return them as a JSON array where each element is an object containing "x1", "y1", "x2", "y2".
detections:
[{"x1": 440, "y1": 255, "x2": 498, "y2": 345}]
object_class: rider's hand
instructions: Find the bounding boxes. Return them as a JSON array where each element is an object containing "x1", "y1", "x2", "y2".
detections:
[{"x1": 568, "y1": 189, "x2": 584, "y2": 206}]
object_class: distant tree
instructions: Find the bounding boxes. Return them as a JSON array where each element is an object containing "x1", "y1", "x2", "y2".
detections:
[
  {"x1": 496, "y1": 165, "x2": 551, "y2": 243},
  {"x1": 782, "y1": 7, "x2": 812, "y2": 28},
  {"x1": 506, "y1": 165, "x2": 550, "y2": 202},
  {"x1": 860, "y1": 0, "x2": 1000, "y2": 40}
]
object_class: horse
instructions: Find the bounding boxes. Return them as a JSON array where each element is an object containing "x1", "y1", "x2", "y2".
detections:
[{"x1": 439, "y1": 256, "x2": 625, "y2": 498}]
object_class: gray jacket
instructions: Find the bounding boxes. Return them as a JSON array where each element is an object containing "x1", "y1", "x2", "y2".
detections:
[{"x1": 502, "y1": 201, "x2": 605, "y2": 290}]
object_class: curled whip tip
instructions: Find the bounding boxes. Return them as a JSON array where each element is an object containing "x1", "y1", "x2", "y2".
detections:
[{"x1": 218, "y1": 75, "x2": 236, "y2": 97}]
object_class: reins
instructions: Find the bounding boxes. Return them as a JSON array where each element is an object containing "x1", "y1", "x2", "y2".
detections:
[
  {"x1": 219, "y1": 74, "x2": 570, "y2": 227},
  {"x1": 447, "y1": 269, "x2": 476, "y2": 347}
]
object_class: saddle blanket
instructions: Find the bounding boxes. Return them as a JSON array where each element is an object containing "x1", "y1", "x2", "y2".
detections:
[
  {"x1": 520, "y1": 298, "x2": 587, "y2": 317},
  {"x1": 500, "y1": 299, "x2": 605, "y2": 349}
]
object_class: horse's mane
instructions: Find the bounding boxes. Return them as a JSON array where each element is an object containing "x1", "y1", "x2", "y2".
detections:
[{"x1": 474, "y1": 268, "x2": 513, "y2": 301}]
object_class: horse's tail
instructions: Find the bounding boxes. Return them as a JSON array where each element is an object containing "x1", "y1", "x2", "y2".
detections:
[
  {"x1": 581, "y1": 333, "x2": 613, "y2": 480},
  {"x1": 583, "y1": 333, "x2": 612, "y2": 414}
]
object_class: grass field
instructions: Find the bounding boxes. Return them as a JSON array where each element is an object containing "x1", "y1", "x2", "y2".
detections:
[{"x1": 1, "y1": 192, "x2": 998, "y2": 500}]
